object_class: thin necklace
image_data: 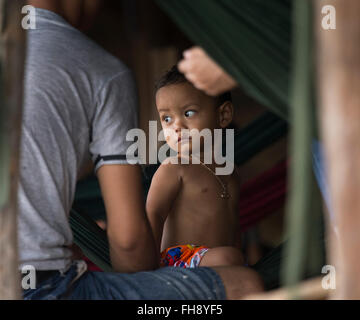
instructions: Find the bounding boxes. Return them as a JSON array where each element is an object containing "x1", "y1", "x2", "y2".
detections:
[{"x1": 190, "y1": 155, "x2": 230, "y2": 199}]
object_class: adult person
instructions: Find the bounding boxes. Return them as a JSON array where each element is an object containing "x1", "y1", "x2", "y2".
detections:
[{"x1": 20, "y1": 0, "x2": 263, "y2": 299}]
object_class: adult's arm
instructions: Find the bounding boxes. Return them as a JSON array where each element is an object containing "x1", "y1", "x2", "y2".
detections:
[{"x1": 97, "y1": 164, "x2": 158, "y2": 272}]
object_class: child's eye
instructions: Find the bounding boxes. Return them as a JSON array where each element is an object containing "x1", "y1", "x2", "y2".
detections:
[
  {"x1": 185, "y1": 110, "x2": 196, "y2": 118},
  {"x1": 162, "y1": 116, "x2": 172, "y2": 123}
]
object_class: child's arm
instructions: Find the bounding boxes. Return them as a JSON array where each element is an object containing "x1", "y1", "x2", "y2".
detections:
[{"x1": 146, "y1": 161, "x2": 182, "y2": 252}]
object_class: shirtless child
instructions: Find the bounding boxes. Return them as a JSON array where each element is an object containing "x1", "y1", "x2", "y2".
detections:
[{"x1": 146, "y1": 66, "x2": 245, "y2": 269}]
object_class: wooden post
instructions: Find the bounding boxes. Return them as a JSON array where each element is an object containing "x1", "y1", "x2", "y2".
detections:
[
  {"x1": 315, "y1": 0, "x2": 360, "y2": 299},
  {"x1": 0, "y1": 0, "x2": 26, "y2": 299}
]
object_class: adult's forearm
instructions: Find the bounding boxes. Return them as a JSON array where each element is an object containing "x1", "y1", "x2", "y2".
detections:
[{"x1": 98, "y1": 164, "x2": 160, "y2": 272}]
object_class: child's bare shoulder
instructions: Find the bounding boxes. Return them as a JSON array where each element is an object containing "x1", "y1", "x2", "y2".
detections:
[
  {"x1": 161, "y1": 156, "x2": 180, "y2": 165},
  {"x1": 156, "y1": 156, "x2": 184, "y2": 177}
]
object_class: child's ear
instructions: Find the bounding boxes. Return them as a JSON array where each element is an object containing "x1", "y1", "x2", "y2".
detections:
[{"x1": 218, "y1": 101, "x2": 234, "y2": 128}]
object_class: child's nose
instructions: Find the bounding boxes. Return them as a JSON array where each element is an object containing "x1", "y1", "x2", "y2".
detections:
[{"x1": 174, "y1": 119, "x2": 187, "y2": 132}]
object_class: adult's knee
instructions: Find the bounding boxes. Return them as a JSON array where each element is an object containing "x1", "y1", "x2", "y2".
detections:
[{"x1": 212, "y1": 266, "x2": 264, "y2": 299}]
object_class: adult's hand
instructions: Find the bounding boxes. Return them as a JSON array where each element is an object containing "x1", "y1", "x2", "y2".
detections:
[{"x1": 178, "y1": 46, "x2": 237, "y2": 96}]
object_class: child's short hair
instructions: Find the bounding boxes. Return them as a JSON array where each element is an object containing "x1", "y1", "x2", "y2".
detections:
[{"x1": 155, "y1": 65, "x2": 232, "y2": 107}]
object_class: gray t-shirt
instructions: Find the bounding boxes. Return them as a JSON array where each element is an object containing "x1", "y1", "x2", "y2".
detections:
[{"x1": 19, "y1": 8, "x2": 138, "y2": 270}]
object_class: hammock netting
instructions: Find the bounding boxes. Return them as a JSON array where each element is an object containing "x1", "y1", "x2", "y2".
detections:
[{"x1": 70, "y1": 0, "x2": 327, "y2": 291}]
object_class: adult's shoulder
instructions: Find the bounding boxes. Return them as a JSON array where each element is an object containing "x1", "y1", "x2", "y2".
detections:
[
  {"x1": 75, "y1": 34, "x2": 132, "y2": 82},
  {"x1": 27, "y1": 18, "x2": 132, "y2": 85}
]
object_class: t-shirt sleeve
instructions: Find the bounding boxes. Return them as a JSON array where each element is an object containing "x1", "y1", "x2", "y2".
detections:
[{"x1": 90, "y1": 70, "x2": 139, "y2": 172}]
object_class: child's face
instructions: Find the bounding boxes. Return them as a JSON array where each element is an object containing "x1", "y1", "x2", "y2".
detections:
[{"x1": 156, "y1": 82, "x2": 228, "y2": 156}]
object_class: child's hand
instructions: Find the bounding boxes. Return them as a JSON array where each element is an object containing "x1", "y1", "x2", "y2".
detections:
[{"x1": 178, "y1": 46, "x2": 237, "y2": 96}]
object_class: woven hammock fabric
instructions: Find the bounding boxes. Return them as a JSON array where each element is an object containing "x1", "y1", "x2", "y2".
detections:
[
  {"x1": 234, "y1": 112, "x2": 287, "y2": 165},
  {"x1": 239, "y1": 159, "x2": 287, "y2": 232}
]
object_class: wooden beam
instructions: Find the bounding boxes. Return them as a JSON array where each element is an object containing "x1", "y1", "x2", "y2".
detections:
[
  {"x1": 315, "y1": 0, "x2": 360, "y2": 299},
  {"x1": 244, "y1": 277, "x2": 329, "y2": 300},
  {"x1": 0, "y1": 0, "x2": 26, "y2": 299}
]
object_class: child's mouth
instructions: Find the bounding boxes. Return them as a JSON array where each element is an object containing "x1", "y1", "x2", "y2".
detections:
[{"x1": 177, "y1": 136, "x2": 190, "y2": 144}]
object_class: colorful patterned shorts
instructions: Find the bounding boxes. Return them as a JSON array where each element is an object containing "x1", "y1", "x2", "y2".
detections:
[{"x1": 160, "y1": 244, "x2": 210, "y2": 268}]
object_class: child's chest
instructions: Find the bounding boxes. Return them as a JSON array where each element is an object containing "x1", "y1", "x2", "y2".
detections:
[{"x1": 180, "y1": 166, "x2": 238, "y2": 213}]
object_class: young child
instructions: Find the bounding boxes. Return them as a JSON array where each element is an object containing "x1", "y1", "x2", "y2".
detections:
[{"x1": 146, "y1": 65, "x2": 245, "y2": 268}]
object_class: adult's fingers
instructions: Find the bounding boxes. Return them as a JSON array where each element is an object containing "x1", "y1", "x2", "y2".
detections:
[
  {"x1": 183, "y1": 46, "x2": 203, "y2": 59},
  {"x1": 178, "y1": 58, "x2": 192, "y2": 73}
]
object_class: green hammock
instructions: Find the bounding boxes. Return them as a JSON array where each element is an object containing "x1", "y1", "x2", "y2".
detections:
[{"x1": 70, "y1": 208, "x2": 112, "y2": 272}]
